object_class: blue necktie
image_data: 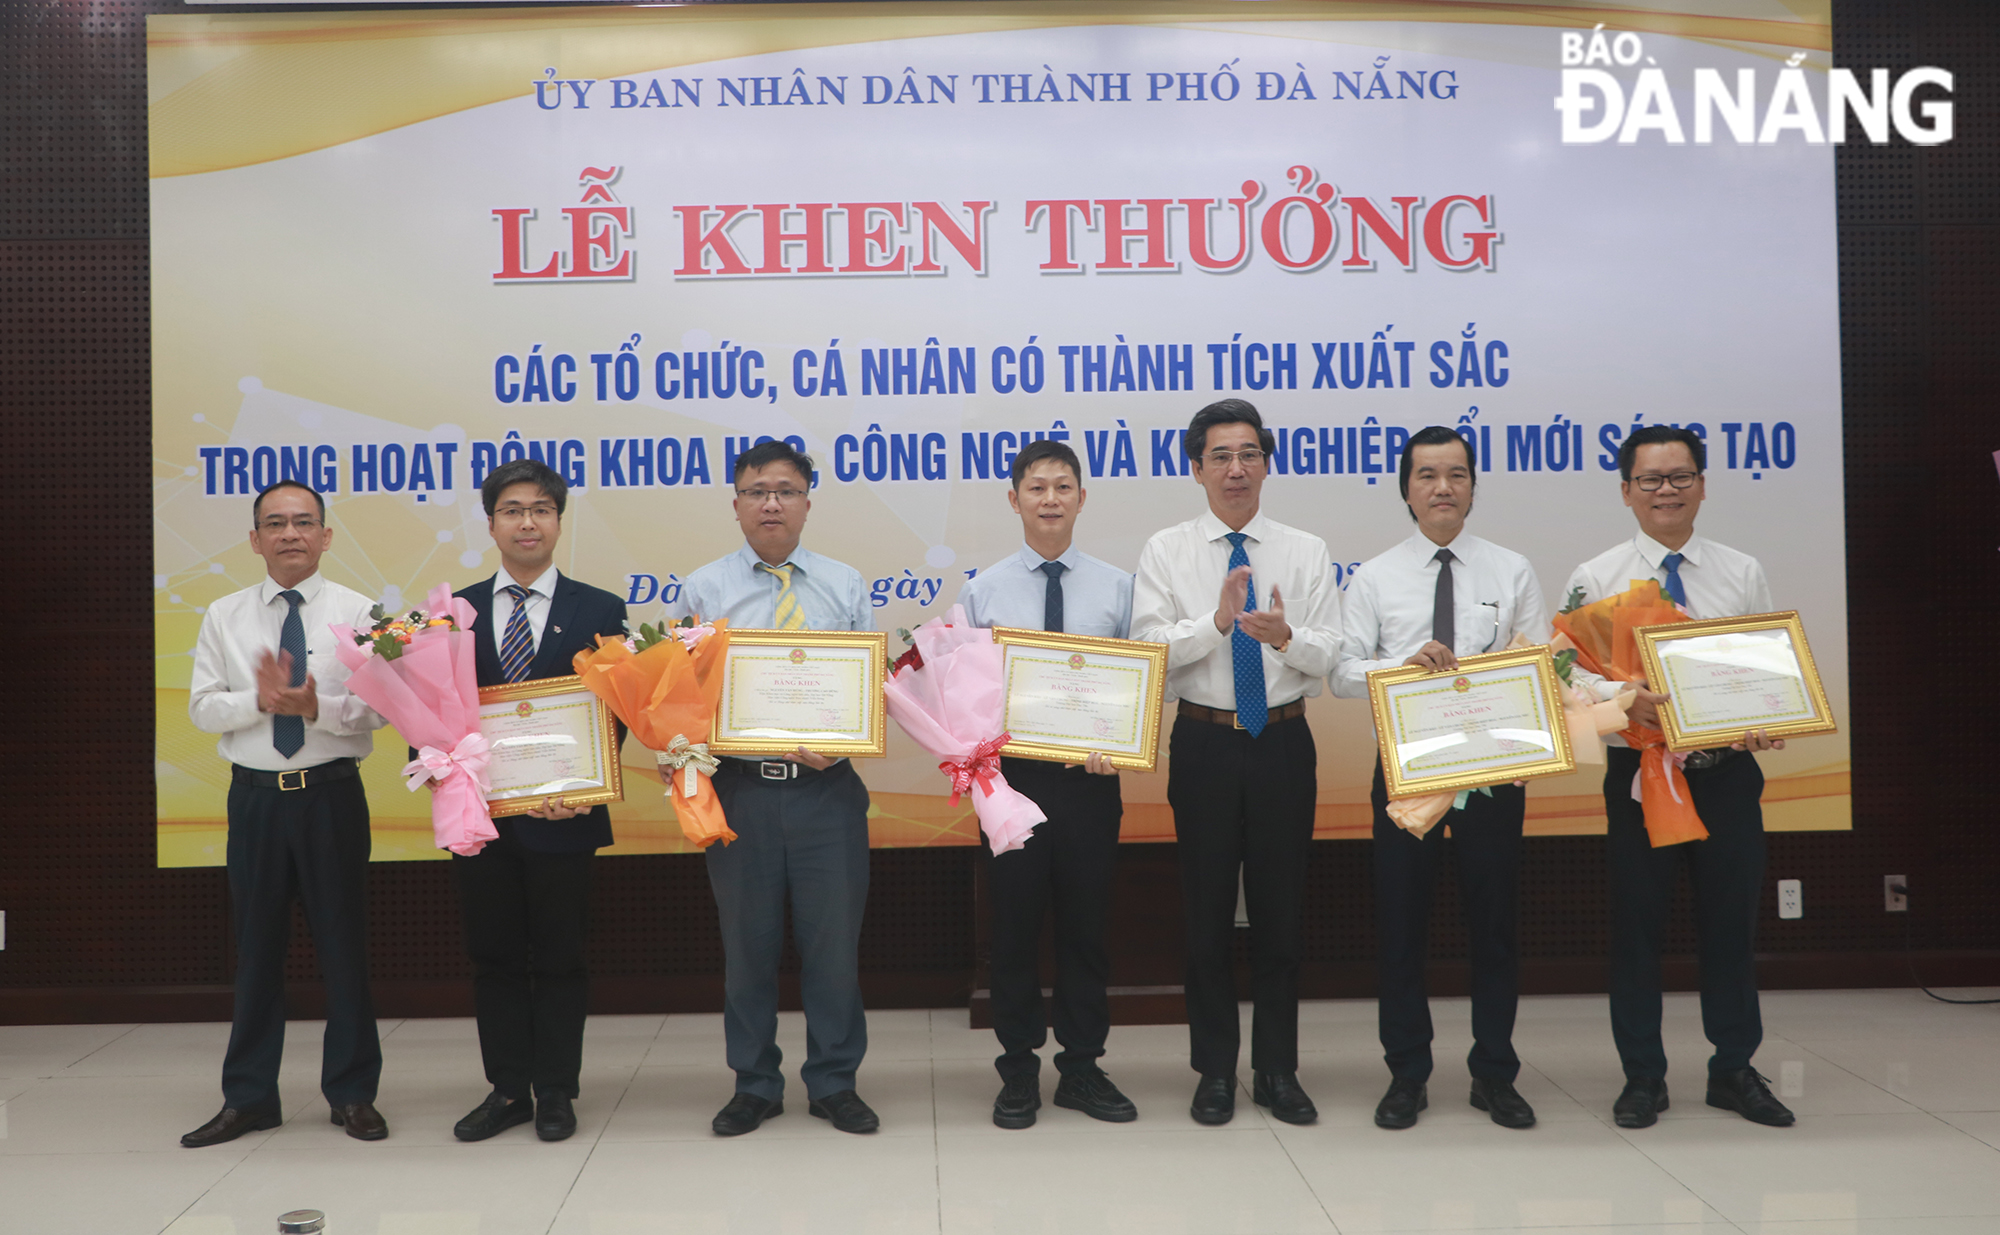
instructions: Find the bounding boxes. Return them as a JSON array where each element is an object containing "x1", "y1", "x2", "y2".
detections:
[
  {"x1": 273, "y1": 589, "x2": 306, "y2": 757},
  {"x1": 1039, "y1": 560, "x2": 1067, "y2": 633},
  {"x1": 1661, "y1": 552, "x2": 1688, "y2": 608},
  {"x1": 499, "y1": 584, "x2": 535, "y2": 683},
  {"x1": 1225, "y1": 532, "x2": 1268, "y2": 738}
]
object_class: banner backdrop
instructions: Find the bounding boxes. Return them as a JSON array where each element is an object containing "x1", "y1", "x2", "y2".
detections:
[{"x1": 151, "y1": 1, "x2": 1850, "y2": 866}]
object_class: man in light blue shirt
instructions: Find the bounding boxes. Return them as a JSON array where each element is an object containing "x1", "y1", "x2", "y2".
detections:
[
  {"x1": 677, "y1": 441, "x2": 879, "y2": 1138},
  {"x1": 957, "y1": 439, "x2": 1137, "y2": 1130}
]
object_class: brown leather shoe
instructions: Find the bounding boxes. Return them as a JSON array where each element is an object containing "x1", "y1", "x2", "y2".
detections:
[
  {"x1": 181, "y1": 1104, "x2": 281, "y2": 1148},
  {"x1": 329, "y1": 1100, "x2": 388, "y2": 1141}
]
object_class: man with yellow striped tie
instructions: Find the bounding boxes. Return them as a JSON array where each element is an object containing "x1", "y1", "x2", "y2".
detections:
[{"x1": 678, "y1": 440, "x2": 879, "y2": 1137}]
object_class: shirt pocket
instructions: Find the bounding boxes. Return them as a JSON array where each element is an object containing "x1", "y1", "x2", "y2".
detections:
[{"x1": 1466, "y1": 603, "x2": 1500, "y2": 654}]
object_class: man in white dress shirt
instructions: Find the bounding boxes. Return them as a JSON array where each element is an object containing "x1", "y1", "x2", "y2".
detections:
[
  {"x1": 1333, "y1": 426, "x2": 1545, "y2": 1131},
  {"x1": 182, "y1": 480, "x2": 390, "y2": 1147},
  {"x1": 1566, "y1": 425, "x2": 1794, "y2": 1130},
  {"x1": 1132, "y1": 399, "x2": 1343, "y2": 1127}
]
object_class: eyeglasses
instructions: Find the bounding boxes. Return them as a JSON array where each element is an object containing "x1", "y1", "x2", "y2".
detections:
[
  {"x1": 736, "y1": 488, "x2": 809, "y2": 505},
  {"x1": 1201, "y1": 449, "x2": 1267, "y2": 469},
  {"x1": 1631, "y1": 471, "x2": 1701, "y2": 492},
  {"x1": 493, "y1": 503, "x2": 559, "y2": 520},
  {"x1": 256, "y1": 516, "x2": 323, "y2": 533}
]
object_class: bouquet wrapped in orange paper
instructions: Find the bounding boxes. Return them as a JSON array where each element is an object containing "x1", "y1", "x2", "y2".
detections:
[
  {"x1": 1551, "y1": 580, "x2": 1703, "y2": 847},
  {"x1": 572, "y1": 617, "x2": 735, "y2": 848}
]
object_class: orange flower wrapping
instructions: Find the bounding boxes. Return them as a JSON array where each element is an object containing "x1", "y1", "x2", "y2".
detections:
[
  {"x1": 1551, "y1": 581, "x2": 1706, "y2": 848},
  {"x1": 572, "y1": 620, "x2": 736, "y2": 848}
]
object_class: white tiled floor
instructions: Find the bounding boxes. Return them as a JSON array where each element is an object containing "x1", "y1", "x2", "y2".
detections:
[{"x1": 1, "y1": 989, "x2": 1996, "y2": 1234}]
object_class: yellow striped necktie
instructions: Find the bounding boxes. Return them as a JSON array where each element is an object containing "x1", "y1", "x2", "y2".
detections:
[{"x1": 759, "y1": 561, "x2": 808, "y2": 630}]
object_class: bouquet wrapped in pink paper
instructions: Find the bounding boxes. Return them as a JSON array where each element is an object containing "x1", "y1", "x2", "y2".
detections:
[
  {"x1": 883, "y1": 605, "x2": 1046, "y2": 854},
  {"x1": 330, "y1": 581, "x2": 494, "y2": 857}
]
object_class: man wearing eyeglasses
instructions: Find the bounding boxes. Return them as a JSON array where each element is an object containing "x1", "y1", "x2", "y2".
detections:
[
  {"x1": 1565, "y1": 425, "x2": 1794, "y2": 1131},
  {"x1": 449, "y1": 458, "x2": 629, "y2": 1145},
  {"x1": 1132, "y1": 399, "x2": 1343, "y2": 1127},
  {"x1": 183, "y1": 480, "x2": 391, "y2": 1147},
  {"x1": 678, "y1": 440, "x2": 879, "y2": 1137}
]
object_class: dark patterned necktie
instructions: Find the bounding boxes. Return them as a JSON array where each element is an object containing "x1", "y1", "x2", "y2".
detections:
[
  {"x1": 273, "y1": 589, "x2": 306, "y2": 757},
  {"x1": 499, "y1": 584, "x2": 535, "y2": 683},
  {"x1": 1431, "y1": 548, "x2": 1456, "y2": 650},
  {"x1": 1225, "y1": 532, "x2": 1268, "y2": 738},
  {"x1": 1039, "y1": 560, "x2": 1067, "y2": 633}
]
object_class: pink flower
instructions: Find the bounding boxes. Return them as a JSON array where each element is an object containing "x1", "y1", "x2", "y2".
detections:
[{"x1": 673, "y1": 623, "x2": 716, "y2": 651}]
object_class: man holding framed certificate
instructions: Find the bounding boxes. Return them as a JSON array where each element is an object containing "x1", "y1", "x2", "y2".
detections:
[
  {"x1": 958, "y1": 439, "x2": 1137, "y2": 1130},
  {"x1": 679, "y1": 440, "x2": 881, "y2": 1137},
  {"x1": 450, "y1": 459, "x2": 629, "y2": 1145},
  {"x1": 1566, "y1": 425, "x2": 1795, "y2": 1131},
  {"x1": 1133, "y1": 399, "x2": 1343, "y2": 1128},
  {"x1": 1333, "y1": 427, "x2": 1546, "y2": 1132}
]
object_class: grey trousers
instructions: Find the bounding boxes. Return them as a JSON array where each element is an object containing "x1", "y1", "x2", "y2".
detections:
[{"x1": 707, "y1": 759, "x2": 872, "y2": 1101}]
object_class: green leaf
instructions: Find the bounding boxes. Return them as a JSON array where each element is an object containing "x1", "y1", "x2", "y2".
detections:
[
  {"x1": 369, "y1": 603, "x2": 387, "y2": 622},
  {"x1": 1553, "y1": 648, "x2": 1577, "y2": 685},
  {"x1": 1560, "y1": 585, "x2": 1587, "y2": 615}
]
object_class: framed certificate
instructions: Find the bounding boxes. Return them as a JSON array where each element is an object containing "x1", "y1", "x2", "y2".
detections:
[
  {"x1": 1634, "y1": 610, "x2": 1837, "y2": 752},
  {"x1": 990, "y1": 627, "x2": 1170, "y2": 772},
  {"x1": 708, "y1": 629, "x2": 889, "y2": 758},
  {"x1": 477, "y1": 675, "x2": 624, "y2": 818},
  {"x1": 1366, "y1": 645, "x2": 1576, "y2": 799}
]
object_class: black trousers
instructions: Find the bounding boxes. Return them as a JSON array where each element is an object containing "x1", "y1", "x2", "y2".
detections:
[
  {"x1": 981, "y1": 757, "x2": 1123, "y2": 1082},
  {"x1": 1604, "y1": 746, "x2": 1766, "y2": 1080},
  {"x1": 1371, "y1": 765, "x2": 1524, "y2": 1084},
  {"x1": 222, "y1": 771, "x2": 380, "y2": 1110},
  {"x1": 452, "y1": 825, "x2": 594, "y2": 1102},
  {"x1": 1166, "y1": 712, "x2": 1317, "y2": 1077}
]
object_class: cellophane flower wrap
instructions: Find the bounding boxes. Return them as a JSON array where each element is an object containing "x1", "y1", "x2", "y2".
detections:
[
  {"x1": 329, "y1": 581, "x2": 494, "y2": 857},
  {"x1": 1551, "y1": 580, "x2": 1703, "y2": 847},
  {"x1": 572, "y1": 618, "x2": 734, "y2": 848},
  {"x1": 882, "y1": 605, "x2": 1046, "y2": 855}
]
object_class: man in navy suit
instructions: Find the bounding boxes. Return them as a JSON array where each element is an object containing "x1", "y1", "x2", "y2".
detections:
[{"x1": 449, "y1": 458, "x2": 628, "y2": 1143}]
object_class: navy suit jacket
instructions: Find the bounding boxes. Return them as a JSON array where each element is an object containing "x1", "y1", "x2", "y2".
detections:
[{"x1": 460, "y1": 573, "x2": 628, "y2": 853}]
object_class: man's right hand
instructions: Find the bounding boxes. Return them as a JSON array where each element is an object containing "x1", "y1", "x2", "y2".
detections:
[
  {"x1": 1403, "y1": 641, "x2": 1458, "y2": 673},
  {"x1": 1213, "y1": 565, "x2": 1252, "y2": 634},
  {"x1": 1628, "y1": 679, "x2": 1671, "y2": 730}
]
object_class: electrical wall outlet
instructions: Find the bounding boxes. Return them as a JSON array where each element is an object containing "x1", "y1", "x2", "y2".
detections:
[
  {"x1": 1885, "y1": 876, "x2": 1908, "y2": 912},
  {"x1": 1777, "y1": 879, "x2": 1802, "y2": 919}
]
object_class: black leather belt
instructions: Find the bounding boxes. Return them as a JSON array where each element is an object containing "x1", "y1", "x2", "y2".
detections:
[
  {"x1": 720, "y1": 758, "x2": 825, "y2": 782},
  {"x1": 1682, "y1": 746, "x2": 1741, "y2": 771},
  {"x1": 231, "y1": 757, "x2": 360, "y2": 791},
  {"x1": 1177, "y1": 699, "x2": 1307, "y2": 729}
]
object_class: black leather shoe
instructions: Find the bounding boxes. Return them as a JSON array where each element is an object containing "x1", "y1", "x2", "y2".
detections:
[
  {"x1": 1374, "y1": 1078, "x2": 1427, "y2": 1130},
  {"x1": 1055, "y1": 1069, "x2": 1137, "y2": 1123},
  {"x1": 329, "y1": 1100, "x2": 388, "y2": 1141},
  {"x1": 712, "y1": 1092, "x2": 783, "y2": 1136},
  {"x1": 1613, "y1": 1076, "x2": 1668, "y2": 1129},
  {"x1": 181, "y1": 1104, "x2": 281, "y2": 1148},
  {"x1": 1706, "y1": 1068, "x2": 1795, "y2": 1127},
  {"x1": 993, "y1": 1075, "x2": 1040, "y2": 1129},
  {"x1": 1469, "y1": 1077, "x2": 1536, "y2": 1129},
  {"x1": 455, "y1": 1090, "x2": 534, "y2": 1141},
  {"x1": 808, "y1": 1089, "x2": 880, "y2": 1134},
  {"x1": 1253, "y1": 1071, "x2": 1318, "y2": 1125},
  {"x1": 1190, "y1": 1074, "x2": 1235, "y2": 1125},
  {"x1": 535, "y1": 1093, "x2": 577, "y2": 1141}
]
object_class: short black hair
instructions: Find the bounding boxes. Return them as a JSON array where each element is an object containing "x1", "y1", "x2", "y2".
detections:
[
  {"x1": 253, "y1": 479, "x2": 325, "y2": 525},
  {"x1": 1618, "y1": 425, "x2": 1706, "y2": 482},
  {"x1": 733, "y1": 439, "x2": 816, "y2": 487},
  {"x1": 1010, "y1": 438, "x2": 1083, "y2": 489},
  {"x1": 481, "y1": 458, "x2": 567, "y2": 518},
  {"x1": 1184, "y1": 398, "x2": 1276, "y2": 461},
  {"x1": 1397, "y1": 426, "x2": 1477, "y2": 521}
]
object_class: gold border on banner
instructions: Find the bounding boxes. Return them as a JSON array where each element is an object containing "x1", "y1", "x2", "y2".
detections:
[
  {"x1": 990, "y1": 626, "x2": 1170, "y2": 772},
  {"x1": 477, "y1": 673, "x2": 625, "y2": 818},
  {"x1": 708, "y1": 629, "x2": 890, "y2": 758},
  {"x1": 1366, "y1": 644, "x2": 1576, "y2": 800},
  {"x1": 1634, "y1": 610, "x2": 1838, "y2": 753}
]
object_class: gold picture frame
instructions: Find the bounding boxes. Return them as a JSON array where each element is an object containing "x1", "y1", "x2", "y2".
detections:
[
  {"x1": 1366, "y1": 645, "x2": 1576, "y2": 800},
  {"x1": 477, "y1": 674, "x2": 624, "y2": 818},
  {"x1": 1634, "y1": 610, "x2": 1837, "y2": 752},
  {"x1": 990, "y1": 627, "x2": 1171, "y2": 772},
  {"x1": 708, "y1": 629, "x2": 890, "y2": 758}
]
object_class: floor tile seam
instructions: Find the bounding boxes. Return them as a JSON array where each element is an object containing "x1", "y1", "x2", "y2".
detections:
[
  {"x1": 541, "y1": 1061, "x2": 638, "y2": 1235},
  {"x1": 63, "y1": 1023, "x2": 141, "y2": 1072},
  {"x1": 931, "y1": 1058, "x2": 946, "y2": 1235},
  {"x1": 1265, "y1": 1113, "x2": 1344, "y2": 1233},
  {"x1": 1780, "y1": 1038, "x2": 1923, "y2": 1112}
]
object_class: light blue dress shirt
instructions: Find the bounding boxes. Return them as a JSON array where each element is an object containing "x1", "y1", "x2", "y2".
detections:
[
  {"x1": 678, "y1": 542, "x2": 875, "y2": 632},
  {"x1": 958, "y1": 542, "x2": 1133, "y2": 639}
]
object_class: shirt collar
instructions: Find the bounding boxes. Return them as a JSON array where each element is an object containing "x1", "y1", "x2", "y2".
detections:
[
  {"x1": 736, "y1": 541, "x2": 809, "y2": 575},
  {"x1": 494, "y1": 565, "x2": 560, "y2": 600},
  {"x1": 1634, "y1": 531, "x2": 1702, "y2": 569},
  {"x1": 1406, "y1": 529, "x2": 1473, "y2": 565},
  {"x1": 1015, "y1": 541, "x2": 1081, "y2": 573},
  {"x1": 1198, "y1": 509, "x2": 1269, "y2": 544},
  {"x1": 260, "y1": 572, "x2": 324, "y2": 605}
]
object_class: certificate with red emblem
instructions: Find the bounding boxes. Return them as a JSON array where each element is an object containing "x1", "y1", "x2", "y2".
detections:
[
  {"x1": 708, "y1": 630, "x2": 889, "y2": 758},
  {"x1": 477, "y1": 675, "x2": 624, "y2": 817},
  {"x1": 1366, "y1": 646, "x2": 1576, "y2": 799},
  {"x1": 990, "y1": 628, "x2": 1170, "y2": 773}
]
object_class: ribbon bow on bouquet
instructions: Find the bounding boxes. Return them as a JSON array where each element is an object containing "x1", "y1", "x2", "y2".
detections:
[
  {"x1": 940, "y1": 733, "x2": 1012, "y2": 805},
  {"x1": 656, "y1": 733, "x2": 720, "y2": 800}
]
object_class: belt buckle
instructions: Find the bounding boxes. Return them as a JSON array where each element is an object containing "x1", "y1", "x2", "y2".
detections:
[
  {"x1": 277, "y1": 769, "x2": 306, "y2": 791},
  {"x1": 759, "y1": 761, "x2": 791, "y2": 781},
  {"x1": 1231, "y1": 711, "x2": 1245, "y2": 730}
]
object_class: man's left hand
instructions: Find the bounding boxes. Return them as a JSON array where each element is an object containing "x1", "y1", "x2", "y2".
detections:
[
  {"x1": 1236, "y1": 584, "x2": 1291, "y2": 647},
  {"x1": 528, "y1": 795, "x2": 586, "y2": 820},
  {"x1": 786, "y1": 746, "x2": 836, "y2": 771},
  {"x1": 1731, "y1": 729, "x2": 1786, "y2": 753}
]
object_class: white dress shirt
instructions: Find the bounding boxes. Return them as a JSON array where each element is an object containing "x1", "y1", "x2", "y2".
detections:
[
  {"x1": 1132, "y1": 510, "x2": 1342, "y2": 709},
  {"x1": 1332, "y1": 531, "x2": 1550, "y2": 698},
  {"x1": 959, "y1": 542, "x2": 1133, "y2": 639},
  {"x1": 188, "y1": 572, "x2": 388, "y2": 771},
  {"x1": 492, "y1": 564, "x2": 560, "y2": 655}
]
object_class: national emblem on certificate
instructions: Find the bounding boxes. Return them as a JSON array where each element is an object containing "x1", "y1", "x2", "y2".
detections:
[{"x1": 1366, "y1": 646, "x2": 1578, "y2": 799}]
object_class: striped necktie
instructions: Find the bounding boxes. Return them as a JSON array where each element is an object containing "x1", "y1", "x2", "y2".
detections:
[
  {"x1": 499, "y1": 584, "x2": 535, "y2": 683},
  {"x1": 759, "y1": 562, "x2": 808, "y2": 630}
]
